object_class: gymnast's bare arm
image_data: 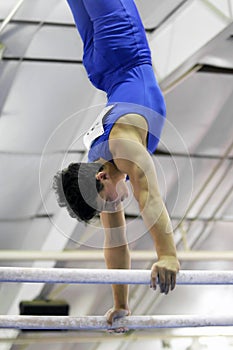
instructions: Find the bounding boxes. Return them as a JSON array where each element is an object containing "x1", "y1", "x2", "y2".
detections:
[
  {"x1": 101, "y1": 208, "x2": 131, "y2": 329},
  {"x1": 109, "y1": 114, "x2": 180, "y2": 294}
]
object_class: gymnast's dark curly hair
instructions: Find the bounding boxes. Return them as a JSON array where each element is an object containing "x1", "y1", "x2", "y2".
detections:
[{"x1": 52, "y1": 162, "x2": 104, "y2": 223}]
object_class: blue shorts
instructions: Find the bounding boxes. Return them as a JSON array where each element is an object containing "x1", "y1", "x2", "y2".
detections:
[{"x1": 67, "y1": 0, "x2": 166, "y2": 159}]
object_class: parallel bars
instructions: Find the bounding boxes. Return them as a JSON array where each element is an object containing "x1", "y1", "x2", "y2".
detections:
[
  {"x1": 0, "y1": 267, "x2": 232, "y2": 285},
  {"x1": 0, "y1": 267, "x2": 232, "y2": 330},
  {"x1": 0, "y1": 315, "x2": 232, "y2": 330}
]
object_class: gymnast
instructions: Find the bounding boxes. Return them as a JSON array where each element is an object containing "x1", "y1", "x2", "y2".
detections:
[{"x1": 53, "y1": 0, "x2": 180, "y2": 330}]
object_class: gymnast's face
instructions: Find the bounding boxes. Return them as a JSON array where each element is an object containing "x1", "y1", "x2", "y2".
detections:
[{"x1": 96, "y1": 173, "x2": 129, "y2": 212}]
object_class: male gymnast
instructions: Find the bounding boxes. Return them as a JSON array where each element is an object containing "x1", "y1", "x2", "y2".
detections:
[{"x1": 53, "y1": 0, "x2": 180, "y2": 328}]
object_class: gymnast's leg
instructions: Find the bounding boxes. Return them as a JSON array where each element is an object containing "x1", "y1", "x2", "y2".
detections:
[
  {"x1": 82, "y1": 0, "x2": 151, "y2": 69},
  {"x1": 67, "y1": 0, "x2": 151, "y2": 92},
  {"x1": 66, "y1": 0, "x2": 93, "y2": 51},
  {"x1": 66, "y1": 0, "x2": 96, "y2": 84}
]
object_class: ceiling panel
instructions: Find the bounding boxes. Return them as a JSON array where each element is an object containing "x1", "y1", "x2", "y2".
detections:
[
  {"x1": 1, "y1": 0, "x2": 176, "y2": 27},
  {"x1": 200, "y1": 162, "x2": 233, "y2": 218},
  {"x1": 181, "y1": 221, "x2": 233, "y2": 270},
  {"x1": 0, "y1": 23, "x2": 39, "y2": 58},
  {"x1": 0, "y1": 155, "x2": 44, "y2": 218},
  {"x1": 165, "y1": 156, "x2": 224, "y2": 218},
  {"x1": 159, "y1": 22, "x2": 233, "y2": 91},
  {"x1": 0, "y1": 0, "x2": 72, "y2": 24},
  {"x1": 0, "y1": 61, "x2": 19, "y2": 110},
  {"x1": 194, "y1": 87, "x2": 233, "y2": 157},
  {"x1": 44, "y1": 0, "x2": 76, "y2": 24},
  {"x1": 26, "y1": 26, "x2": 83, "y2": 60},
  {"x1": 1, "y1": 24, "x2": 83, "y2": 60},
  {"x1": 0, "y1": 0, "x2": 19, "y2": 19},
  {"x1": 0, "y1": 217, "x2": 54, "y2": 254},
  {"x1": 207, "y1": 0, "x2": 233, "y2": 18},
  {"x1": 164, "y1": 71, "x2": 233, "y2": 155},
  {"x1": 223, "y1": 197, "x2": 233, "y2": 218},
  {"x1": 135, "y1": 0, "x2": 187, "y2": 29},
  {"x1": 0, "y1": 62, "x2": 97, "y2": 153},
  {"x1": 200, "y1": 36, "x2": 233, "y2": 69},
  {"x1": 154, "y1": 156, "x2": 193, "y2": 216},
  {"x1": 0, "y1": 0, "x2": 186, "y2": 29},
  {"x1": 0, "y1": 221, "x2": 32, "y2": 249}
]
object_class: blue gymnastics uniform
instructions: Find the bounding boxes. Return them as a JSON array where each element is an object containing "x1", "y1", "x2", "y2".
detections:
[{"x1": 66, "y1": 0, "x2": 166, "y2": 162}]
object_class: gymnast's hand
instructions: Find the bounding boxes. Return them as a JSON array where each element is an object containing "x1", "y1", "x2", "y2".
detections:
[
  {"x1": 105, "y1": 307, "x2": 131, "y2": 333},
  {"x1": 150, "y1": 256, "x2": 180, "y2": 294}
]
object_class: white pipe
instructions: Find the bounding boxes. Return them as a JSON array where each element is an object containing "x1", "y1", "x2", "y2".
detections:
[
  {"x1": 0, "y1": 0, "x2": 26, "y2": 35},
  {"x1": 0, "y1": 315, "x2": 232, "y2": 330},
  {"x1": 1, "y1": 332, "x2": 233, "y2": 345},
  {"x1": 0, "y1": 267, "x2": 232, "y2": 285},
  {"x1": 0, "y1": 250, "x2": 233, "y2": 261}
]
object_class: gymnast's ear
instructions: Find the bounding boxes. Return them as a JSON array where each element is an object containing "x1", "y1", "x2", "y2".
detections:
[{"x1": 95, "y1": 171, "x2": 109, "y2": 181}]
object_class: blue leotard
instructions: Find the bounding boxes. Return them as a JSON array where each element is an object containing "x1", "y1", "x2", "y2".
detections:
[{"x1": 66, "y1": 0, "x2": 166, "y2": 162}]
